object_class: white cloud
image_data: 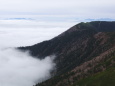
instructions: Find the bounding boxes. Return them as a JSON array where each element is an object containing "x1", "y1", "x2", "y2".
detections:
[
  {"x1": 0, "y1": 48, "x2": 55, "y2": 86},
  {"x1": 0, "y1": 20, "x2": 76, "y2": 48},
  {"x1": 0, "y1": 19, "x2": 76, "y2": 86}
]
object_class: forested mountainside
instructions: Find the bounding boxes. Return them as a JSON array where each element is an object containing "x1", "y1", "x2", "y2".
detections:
[{"x1": 18, "y1": 21, "x2": 115, "y2": 86}]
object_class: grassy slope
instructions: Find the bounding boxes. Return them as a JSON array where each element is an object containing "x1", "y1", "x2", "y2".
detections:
[
  {"x1": 74, "y1": 55, "x2": 115, "y2": 86},
  {"x1": 76, "y1": 67, "x2": 115, "y2": 86}
]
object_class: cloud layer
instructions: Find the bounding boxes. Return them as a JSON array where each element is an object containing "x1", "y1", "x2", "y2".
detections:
[
  {"x1": 0, "y1": 20, "x2": 74, "y2": 86},
  {"x1": 0, "y1": 48, "x2": 55, "y2": 86},
  {"x1": 0, "y1": 20, "x2": 76, "y2": 48}
]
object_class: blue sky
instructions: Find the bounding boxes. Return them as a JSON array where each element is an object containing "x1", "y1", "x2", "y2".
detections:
[{"x1": 0, "y1": 0, "x2": 115, "y2": 20}]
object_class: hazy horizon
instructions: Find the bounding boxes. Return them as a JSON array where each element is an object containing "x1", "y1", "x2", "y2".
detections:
[{"x1": 0, "y1": 0, "x2": 115, "y2": 86}]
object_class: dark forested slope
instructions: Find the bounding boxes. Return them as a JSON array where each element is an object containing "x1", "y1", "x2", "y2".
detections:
[{"x1": 18, "y1": 21, "x2": 115, "y2": 86}]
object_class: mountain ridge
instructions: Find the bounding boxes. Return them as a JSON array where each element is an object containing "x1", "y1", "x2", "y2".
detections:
[{"x1": 18, "y1": 21, "x2": 115, "y2": 86}]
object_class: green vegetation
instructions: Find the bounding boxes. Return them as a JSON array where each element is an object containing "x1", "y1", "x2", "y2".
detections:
[
  {"x1": 76, "y1": 67, "x2": 115, "y2": 86},
  {"x1": 73, "y1": 55, "x2": 115, "y2": 86}
]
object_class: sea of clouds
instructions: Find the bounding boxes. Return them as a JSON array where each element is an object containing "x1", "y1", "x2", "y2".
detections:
[{"x1": 0, "y1": 19, "x2": 76, "y2": 86}]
